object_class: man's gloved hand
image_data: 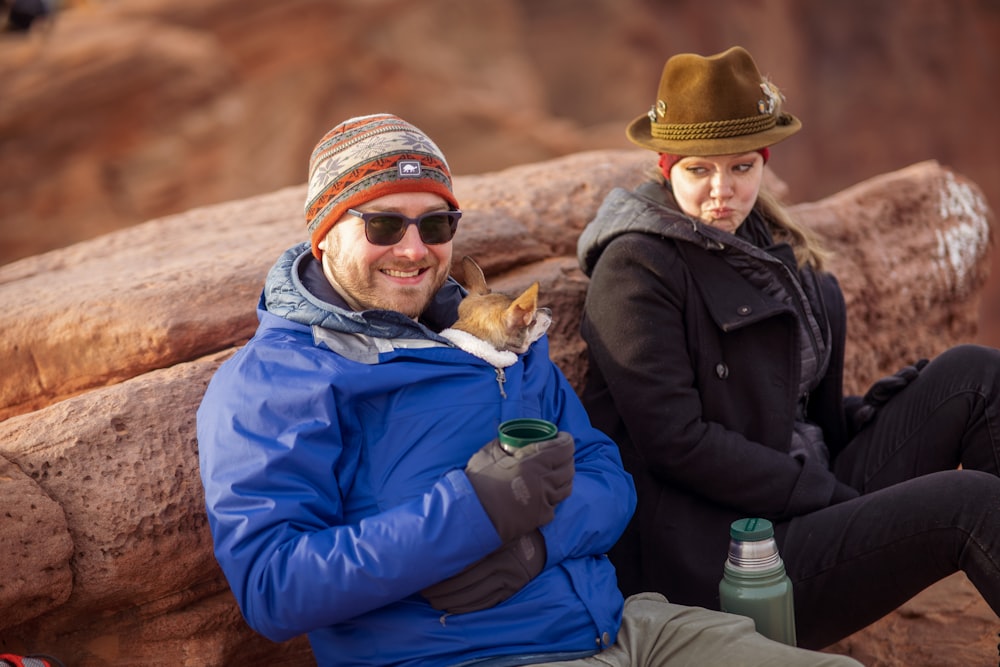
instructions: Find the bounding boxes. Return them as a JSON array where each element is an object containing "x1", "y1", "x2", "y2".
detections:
[
  {"x1": 850, "y1": 358, "x2": 929, "y2": 431},
  {"x1": 465, "y1": 431, "x2": 574, "y2": 542},
  {"x1": 422, "y1": 529, "x2": 546, "y2": 614}
]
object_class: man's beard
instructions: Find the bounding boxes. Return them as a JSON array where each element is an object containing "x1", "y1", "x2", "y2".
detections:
[{"x1": 322, "y1": 247, "x2": 450, "y2": 319}]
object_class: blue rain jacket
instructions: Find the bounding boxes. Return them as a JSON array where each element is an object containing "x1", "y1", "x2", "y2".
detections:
[{"x1": 197, "y1": 243, "x2": 636, "y2": 667}]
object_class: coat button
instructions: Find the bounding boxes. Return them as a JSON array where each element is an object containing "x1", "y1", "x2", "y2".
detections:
[
  {"x1": 715, "y1": 363, "x2": 729, "y2": 379},
  {"x1": 737, "y1": 305, "x2": 752, "y2": 316},
  {"x1": 602, "y1": 632, "x2": 611, "y2": 646}
]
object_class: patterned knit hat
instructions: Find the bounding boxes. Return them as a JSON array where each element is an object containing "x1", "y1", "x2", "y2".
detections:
[{"x1": 305, "y1": 113, "x2": 460, "y2": 258}]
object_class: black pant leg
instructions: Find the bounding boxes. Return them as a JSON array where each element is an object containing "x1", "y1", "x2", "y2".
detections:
[
  {"x1": 777, "y1": 470, "x2": 1000, "y2": 649},
  {"x1": 834, "y1": 344, "x2": 1000, "y2": 488},
  {"x1": 780, "y1": 345, "x2": 1000, "y2": 648}
]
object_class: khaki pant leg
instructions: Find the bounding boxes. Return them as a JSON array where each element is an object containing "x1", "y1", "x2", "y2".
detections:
[{"x1": 532, "y1": 593, "x2": 864, "y2": 667}]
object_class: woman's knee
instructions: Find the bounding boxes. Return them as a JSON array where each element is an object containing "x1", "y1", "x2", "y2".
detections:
[
  {"x1": 931, "y1": 344, "x2": 1000, "y2": 383},
  {"x1": 925, "y1": 470, "x2": 1000, "y2": 525}
]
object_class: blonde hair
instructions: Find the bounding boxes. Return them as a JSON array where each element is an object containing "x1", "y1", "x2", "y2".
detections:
[{"x1": 755, "y1": 188, "x2": 830, "y2": 272}]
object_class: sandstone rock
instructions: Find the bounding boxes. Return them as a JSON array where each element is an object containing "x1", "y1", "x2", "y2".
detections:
[
  {"x1": 0, "y1": 150, "x2": 652, "y2": 420},
  {"x1": 0, "y1": 151, "x2": 994, "y2": 665},
  {"x1": 797, "y1": 162, "x2": 994, "y2": 393},
  {"x1": 2, "y1": 152, "x2": 978, "y2": 417},
  {"x1": 0, "y1": 184, "x2": 305, "y2": 421},
  {"x1": 0, "y1": 351, "x2": 312, "y2": 664},
  {"x1": 0, "y1": 452, "x2": 73, "y2": 622}
]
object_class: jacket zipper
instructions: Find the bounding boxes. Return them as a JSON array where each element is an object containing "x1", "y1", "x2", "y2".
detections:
[{"x1": 495, "y1": 367, "x2": 507, "y2": 399}]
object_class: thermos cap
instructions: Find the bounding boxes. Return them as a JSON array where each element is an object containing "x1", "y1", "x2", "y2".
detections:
[{"x1": 730, "y1": 517, "x2": 774, "y2": 541}]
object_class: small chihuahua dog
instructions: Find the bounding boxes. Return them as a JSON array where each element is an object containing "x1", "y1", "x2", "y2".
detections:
[{"x1": 440, "y1": 257, "x2": 551, "y2": 366}]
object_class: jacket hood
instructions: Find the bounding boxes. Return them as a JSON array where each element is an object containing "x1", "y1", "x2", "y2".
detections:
[
  {"x1": 577, "y1": 182, "x2": 713, "y2": 277},
  {"x1": 577, "y1": 181, "x2": 797, "y2": 280},
  {"x1": 263, "y1": 242, "x2": 464, "y2": 342}
]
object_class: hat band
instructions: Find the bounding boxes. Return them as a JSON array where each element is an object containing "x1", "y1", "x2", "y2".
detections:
[{"x1": 651, "y1": 113, "x2": 776, "y2": 141}]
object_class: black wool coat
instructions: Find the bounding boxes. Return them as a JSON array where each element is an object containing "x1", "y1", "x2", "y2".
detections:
[{"x1": 577, "y1": 184, "x2": 859, "y2": 609}]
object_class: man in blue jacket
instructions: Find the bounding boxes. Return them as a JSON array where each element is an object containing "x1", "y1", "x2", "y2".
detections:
[{"x1": 196, "y1": 113, "x2": 862, "y2": 667}]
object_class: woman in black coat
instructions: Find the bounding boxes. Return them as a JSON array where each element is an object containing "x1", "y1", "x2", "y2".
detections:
[{"x1": 577, "y1": 45, "x2": 1000, "y2": 650}]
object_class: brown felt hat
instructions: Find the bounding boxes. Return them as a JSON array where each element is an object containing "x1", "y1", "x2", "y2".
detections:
[{"x1": 626, "y1": 46, "x2": 801, "y2": 155}]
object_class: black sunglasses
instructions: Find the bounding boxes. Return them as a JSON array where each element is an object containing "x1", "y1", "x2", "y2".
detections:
[{"x1": 347, "y1": 208, "x2": 462, "y2": 246}]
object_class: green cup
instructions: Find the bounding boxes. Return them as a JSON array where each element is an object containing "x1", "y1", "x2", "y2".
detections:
[{"x1": 498, "y1": 418, "x2": 558, "y2": 454}]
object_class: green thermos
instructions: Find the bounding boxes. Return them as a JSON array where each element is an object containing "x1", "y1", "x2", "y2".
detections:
[{"x1": 719, "y1": 517, "x2": 797, "y2": 646}]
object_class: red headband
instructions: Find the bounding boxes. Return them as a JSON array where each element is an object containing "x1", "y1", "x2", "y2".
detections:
[{"x1": 659, "y1": 147, "x2": 770, "y2": 181}]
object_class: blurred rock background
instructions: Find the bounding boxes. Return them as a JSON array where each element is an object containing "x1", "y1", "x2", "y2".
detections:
[{"x1": 1, "y1": 0, "x2": 999, "y2": 341}]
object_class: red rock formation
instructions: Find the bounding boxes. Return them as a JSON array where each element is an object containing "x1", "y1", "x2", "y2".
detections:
[{"x1": 0, "y1": 151, "x2": 994, "y2": 666}]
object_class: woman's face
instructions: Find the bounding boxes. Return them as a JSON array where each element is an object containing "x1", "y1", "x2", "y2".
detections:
[{"x1": 670, "y1": 152, "x2": 765, "y2": 233}]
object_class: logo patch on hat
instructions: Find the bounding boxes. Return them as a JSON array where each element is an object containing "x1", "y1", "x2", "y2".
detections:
[{"x1": 398, "y1": 160, "x2": 422, "y2": 177}]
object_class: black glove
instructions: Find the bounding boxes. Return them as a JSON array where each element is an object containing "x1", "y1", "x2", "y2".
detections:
[
  {"x1": 422, "y1": 529, "x2": 546, "y2": 614},
  {"x1": 850, "y1": 358, "x2": 929, "y2": 430},
  {"x1": 465, "y1": 431, "x2": 574, "y2": 542}
]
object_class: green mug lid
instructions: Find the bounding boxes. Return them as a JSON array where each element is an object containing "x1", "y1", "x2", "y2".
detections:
[
  {"x1": 497, "y1": 418, "x2": 558, "y2": 450},
  {"x1": 730, "y1": 517, "x2": 774, "y2": 541}
]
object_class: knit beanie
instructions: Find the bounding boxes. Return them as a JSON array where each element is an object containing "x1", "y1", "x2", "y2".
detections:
[{"x1": 304, "y1": 113, "x2": 460, "y2": 258}]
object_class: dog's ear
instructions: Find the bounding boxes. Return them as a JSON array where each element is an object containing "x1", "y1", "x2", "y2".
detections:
[
  {"x1": 505, "y1": 282, "x2": 539, "y2": 329},
  {"x1": 461, "y1": 256, "x2": 491, "y2": 296}
]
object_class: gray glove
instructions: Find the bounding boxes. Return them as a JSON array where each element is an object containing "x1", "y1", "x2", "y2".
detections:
[
  {"x1": 422, "y1": 529, "x2": 546, "y2": 614},
  {"x1": 465, "y1": 431, "x2": 574, "y2": 542}
]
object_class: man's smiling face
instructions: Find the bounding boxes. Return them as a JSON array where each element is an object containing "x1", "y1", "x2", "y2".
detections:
[{"x1": 318, "y1": 191, "x2": 454, "y2": 319}]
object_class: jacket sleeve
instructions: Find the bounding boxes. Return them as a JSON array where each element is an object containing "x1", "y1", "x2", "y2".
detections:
[
  {"x1": 523, "y1": 345, "x2": 637, "y2": 565},
  {"x1": 582, "y1": 234, "x2": 856, "y2": 520},
  {"x1": 196, "y1": 342, "x2": 502, "y2": 642}
]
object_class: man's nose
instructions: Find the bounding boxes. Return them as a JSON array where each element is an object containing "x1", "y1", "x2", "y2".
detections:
[{"x1": 392, "y1": 224, "x2": 429, "y2": 259}]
